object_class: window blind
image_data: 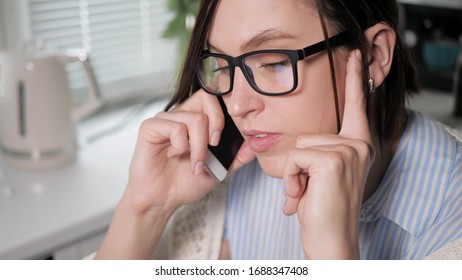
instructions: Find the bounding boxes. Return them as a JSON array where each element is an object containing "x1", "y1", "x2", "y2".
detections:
[{"x1": 28, "y1": 0, "x2": 178, "y2": 102}]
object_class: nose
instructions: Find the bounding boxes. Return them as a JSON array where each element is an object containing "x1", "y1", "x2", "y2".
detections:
[{"x1": 224, "y1": 67, "x2": 263, "y2": 118}]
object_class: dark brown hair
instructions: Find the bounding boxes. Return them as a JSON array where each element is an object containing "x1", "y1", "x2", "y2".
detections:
[{"x1": 165, "y1": 0, "x2": 419, "y2": 145}]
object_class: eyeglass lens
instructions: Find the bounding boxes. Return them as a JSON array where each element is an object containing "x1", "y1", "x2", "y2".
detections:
[{"x1": 198, "y1": 52, "x2": 295, "y2": 95}]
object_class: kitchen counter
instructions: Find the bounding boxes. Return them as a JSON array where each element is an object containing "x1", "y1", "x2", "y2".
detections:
[{"x1": 0, "y1": 97, "x2": 168, "y2": 259}]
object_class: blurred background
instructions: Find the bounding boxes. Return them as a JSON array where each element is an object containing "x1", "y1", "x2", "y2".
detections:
[{"x1": 0, "y1": 0, "x2": 461, "y2": 259}]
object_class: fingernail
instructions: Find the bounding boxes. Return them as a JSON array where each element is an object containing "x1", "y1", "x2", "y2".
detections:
[
  {"x1": 355, "y1": 50, "x2": 362, "y2": 61},
  {"x1": 194, "y1": 161, "x2": 205, "y2": 175},
  {"x1": 210, "y1": 131, "x2": 221, "y2": 146}
]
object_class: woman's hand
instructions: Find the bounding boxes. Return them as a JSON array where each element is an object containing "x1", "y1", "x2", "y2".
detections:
[
  {"x1": 125, "y1": 89, "x2": 255, "y2": 216},
  {"x1": 97, "y1": 90, "x2": 255, "y2": 259},
  {"x1": 282, "y1": 50, "x2": 375, "y2": 259}
]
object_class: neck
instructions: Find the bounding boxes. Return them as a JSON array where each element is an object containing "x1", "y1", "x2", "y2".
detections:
[{"x1": 362, "y1": 133, "x2": 401, "y2": 203}]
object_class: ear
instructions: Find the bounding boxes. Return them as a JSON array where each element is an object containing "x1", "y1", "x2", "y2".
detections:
[{"x1": 364, "y1": 23, "x2": 396, "y2": 88}]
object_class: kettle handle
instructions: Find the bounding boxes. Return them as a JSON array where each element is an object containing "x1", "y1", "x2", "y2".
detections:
[{"x1": 63, "y1": 50, "x2": 103, "y2": 121}]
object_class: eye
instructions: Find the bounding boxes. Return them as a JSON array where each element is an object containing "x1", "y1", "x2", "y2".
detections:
[
  {"x1": 212, "y1": 66, "x2": 230, "y2": 74},
  {"x1": 210, "y1": 58, "x2": 230, "y2": 74},
  {"x1": 249, "y1": 52, "x2": 292, "y2": 73},
  {"x1": 259, "y1": 59, "x2": 291, "y2": 71},
  {"x1": 203, "y1": 56, "x2": 230, "y2": 76}
]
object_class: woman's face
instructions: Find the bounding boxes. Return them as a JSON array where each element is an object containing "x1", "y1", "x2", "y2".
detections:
[{"x1": 209, "y1": 0, "x2": 349, "y2": 178}]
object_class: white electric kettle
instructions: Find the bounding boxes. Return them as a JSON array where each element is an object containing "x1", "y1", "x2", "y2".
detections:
[{"x1": 0, "y1": 46, "x2": 102, "y2": 170}]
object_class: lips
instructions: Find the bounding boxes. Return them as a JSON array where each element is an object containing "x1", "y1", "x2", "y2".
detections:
[{"x1": 243, "y1": 129, "x2": 282, "y2": 153}]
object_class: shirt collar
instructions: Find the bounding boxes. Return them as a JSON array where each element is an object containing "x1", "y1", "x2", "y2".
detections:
[{"x1": 360, "y1": 111, "x2": 457, "y2": 236}]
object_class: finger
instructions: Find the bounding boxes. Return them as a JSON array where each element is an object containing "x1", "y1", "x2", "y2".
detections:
[
  {"x1": 155, "y1": 111, "x2": 209, "y2": 174},
  {"x1": 183, "y1": 113, "x2": 209, "y2": 175},
  {"x1": 283, "y1": 173, "x2": 308, "y2": 216},
  {"x1": 340, "y1": 50, "x2": 371, "y2": 144},
  {"x1": 180, "y1": 89, "x2": 225, "y2": 146},
  {"x1": 140, "y1": 117, "x2": 189, "y2": 156},
  {"x1": 296, "y1": 133, "x2": 372, "y2": 161},
  {"x1": 201, "y1": 95, "x2": 225, "y2": 146},
  {"x1": 282, "y1": 150, "x2": 314, "y2": 216},
  {"x1": 296, "y1": 133, "x2": 350, "y2": 149},
  {"x1": 229, "y1": 141, "x2": 256, "y2": 173}
]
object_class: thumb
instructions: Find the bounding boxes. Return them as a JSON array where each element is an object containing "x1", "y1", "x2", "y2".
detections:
[{"x1": 230, "y1": 141, "x2": 256, "y2": 173}]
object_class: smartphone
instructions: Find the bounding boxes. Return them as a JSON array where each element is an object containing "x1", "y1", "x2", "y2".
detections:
[{"x1": 204, "y1": 96, "x2": 244, "y2": 181}]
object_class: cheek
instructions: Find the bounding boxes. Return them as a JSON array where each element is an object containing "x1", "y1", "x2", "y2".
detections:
[
  {"x1": 255, "y1": 56, "x2": 347, "y2": 178},
  {"x1": 293, "y1": 49, "x2": 350, "y2": 134},
  {"x1": 254, "y1": 83, "x2": 339, "y2": 179},
  {"x1": 293, "y1": 61, "x2": 339, "y2": 133},
  {"x1": 283, "y1": 98, "x2": 338, "y2": 135}
]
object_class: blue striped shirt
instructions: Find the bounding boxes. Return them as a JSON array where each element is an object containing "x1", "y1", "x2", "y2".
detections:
[{"x1": 224, "y1": 111, "x2": 462, "y2": 259}]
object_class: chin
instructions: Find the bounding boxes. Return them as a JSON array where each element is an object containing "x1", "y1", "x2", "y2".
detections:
[{"x1": 256, "y1": 153, "x2": 286, "y2": 179}]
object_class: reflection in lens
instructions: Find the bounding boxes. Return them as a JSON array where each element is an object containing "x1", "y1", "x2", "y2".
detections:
[
  {"x1": 244, "y1": 53, "x2": 293, "y2": 94},
  {"x1": 201, "y1": 56, "x2": 230, "y2": 94}
]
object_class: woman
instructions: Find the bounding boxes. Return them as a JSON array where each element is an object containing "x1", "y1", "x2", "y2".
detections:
[{"x1": 95, "y1": 0, "x2": 462, "y2": 259}]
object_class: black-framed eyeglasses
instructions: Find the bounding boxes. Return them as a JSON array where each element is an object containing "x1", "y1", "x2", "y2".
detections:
[{"x1": 196, "y1": 31, "x2": 352, "y2": 96}]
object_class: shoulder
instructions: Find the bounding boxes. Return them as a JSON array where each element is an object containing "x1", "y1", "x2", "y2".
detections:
[
  {"x1": 361, "y1": 111, "x2": 462, "y2": 246},
  {"x1": 405, "y1": 112, "x2": 462, "y2": 258},
  {"x1": 405, "y1": 111, "x2": 461, "y2": 179}
]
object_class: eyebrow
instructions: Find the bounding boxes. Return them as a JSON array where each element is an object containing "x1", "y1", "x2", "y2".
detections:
[{"x1": 208, "y1": 29, "x2": 297, "y2": 54}]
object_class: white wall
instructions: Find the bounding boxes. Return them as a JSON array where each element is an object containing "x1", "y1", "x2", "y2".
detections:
[
  {"x1": 0, "y1": 0, "x2": 31, "y2": 51},
  {"x1": 0, "y1": 0, "x2": 6, "y2": 50}
]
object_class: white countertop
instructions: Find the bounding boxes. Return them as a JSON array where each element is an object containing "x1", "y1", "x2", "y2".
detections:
[{"x1": 0, "y1": 97, "x2": 168, "y2": 259}]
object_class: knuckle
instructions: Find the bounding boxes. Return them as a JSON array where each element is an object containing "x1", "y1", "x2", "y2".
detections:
[
  {"x1": 154, "y1": 111, "x2": 167, "y2": 119},
  {"x1": 354, "y1": 140, "x2": 374, "y2": 162},
  {"x1": 190, "y1": 112, "x2": 209, "y2": 129},
  {"x1": 139, "y1": 118, "x2": 154, "y2": 134},
  {"x1": 194, "y1": 112, "x2": 209, "y2": 124},
  {"x1": 288, "y1": 149, "x2": 300, "y2": 162},
  {"x1": 296, "y1": 135, "x2": 308, "y2": 147},
  {"x1": 345, "y1": 145, "x2": 358, "y2": 160},
  {"x1": 171, "y1": 122, "x2": 188, "y2": 136},
  {"x1": 325, "y1": 151, "x2": 346, "y2": 172}
]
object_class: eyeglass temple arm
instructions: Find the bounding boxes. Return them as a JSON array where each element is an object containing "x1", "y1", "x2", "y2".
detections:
[{"x1": 300, "y1": 31, "x2": 353, "y2": 59}]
